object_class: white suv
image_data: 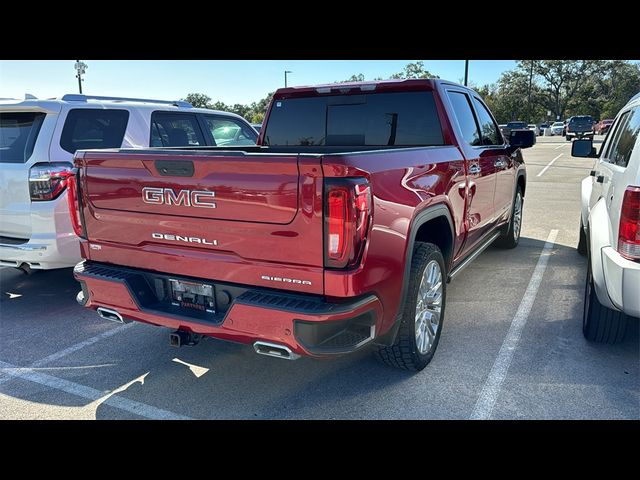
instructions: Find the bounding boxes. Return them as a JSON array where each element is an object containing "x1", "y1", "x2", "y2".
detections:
[
  {"x1": 0, "y1": 94, "x2": 258, "y2": 271},
  {"x1": 574, "y1": 92, "x2": 640, "y2": 343}
]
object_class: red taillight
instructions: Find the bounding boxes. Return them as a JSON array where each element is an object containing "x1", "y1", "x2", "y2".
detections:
[
  {"x1": 618, "y1": 186, "x2": 640, "y2": 261},
  {"x1": 29, "y1": 162, "x2": 74, "y2": 201},
  {"x1": 66, "y1": 173, "x2": 85, "y2": 238},
  {"x1": 325, "y1": 179, "x2": 372, "y2": 269},
  {"x1": 328, "y1": 189, "x2": 348, "y2": 260}
]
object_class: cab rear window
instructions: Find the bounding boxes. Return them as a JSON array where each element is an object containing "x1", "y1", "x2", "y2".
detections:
[
  {"x1": 264, "y1": 91, "x2": 444, "y2": 147},
  {"x1": 0, "y1": 112, "x2": 45, "y2": 163}
]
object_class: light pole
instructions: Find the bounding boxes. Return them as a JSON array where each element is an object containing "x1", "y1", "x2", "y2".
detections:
[
  {"x1": 74, "y1": 60, "x2": 88, "y2": 94},
  {"x1": 284, "y1": 70, "x2": 292, "y2": 88},
  {"x1": 464, "y1": 60, "x2": 469, "y2": 86},
  {"x1": 526, "y1": 60, "x2": 534, "y2": 123}
]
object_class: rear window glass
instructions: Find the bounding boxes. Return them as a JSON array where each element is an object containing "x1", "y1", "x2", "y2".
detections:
[
  {"x1": 570, "y1": 116, "x2": 592, "y2": 123},
  {"x1": 0, "y1": 112, "x2": 45, "y2": 163},
  {"x1": 264, "y1": 91, "x2": 444, "y2": 147},
  {"x1": 506, "y1": 122, "x2": 527, "y2": 129},
  {"x1": 60, "y1": 109, "x2": 129, "y2": 154}
]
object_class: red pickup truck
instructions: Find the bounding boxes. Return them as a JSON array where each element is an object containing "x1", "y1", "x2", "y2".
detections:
[{"x1": 71, "y1": 79, "x2": 533, "y2": 371}]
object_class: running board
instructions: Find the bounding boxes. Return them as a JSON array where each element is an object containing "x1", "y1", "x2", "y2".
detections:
[{"x1": 448, "y1": 232, "x2": 501, "y2": 282}]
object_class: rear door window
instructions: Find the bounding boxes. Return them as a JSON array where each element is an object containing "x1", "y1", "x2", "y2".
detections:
[
  {"x1": 0, "y1": 112, "x2": 46, "y2": 163},
  {"x1": 264, "y1": 91, "x2": 444, "y2": 147},
  {"x1": 604, "y1": 107, "x2": 639, "y2": 168},
  {"x1": 60, "y1": 109, "x2": 129, "y2": 154},
  {"x1": 447, "y1": 91, "x2": 481, "y2": 146},
  {"x1": 150, "y1": 112, "x2": 206, "y2": 147},
  {"x1": 202, "y1": 115, "x2": 257, "y2": 146}
]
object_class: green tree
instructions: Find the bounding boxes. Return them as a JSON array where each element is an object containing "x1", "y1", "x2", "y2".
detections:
[
  {"x1": 210, "y1": 101, "x2": 228, "y2": 111},
  {"x1": 338, "y1": 73, "x2": 366, "y2": 82},
  {"x1": 528, "y1": 60, "x2": 608, "y2": 120},
  {"x1": 390, "y1": 61, "x2": 438, "y2": 79},
  {"x1": 182, "y1": 93, "x2": 212, "y2": 108},
  {"x1": 577, "y1": 61, "x2": 640, "y2": 119}
]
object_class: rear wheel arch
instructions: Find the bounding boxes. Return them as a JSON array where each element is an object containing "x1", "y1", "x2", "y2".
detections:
[
  {"x1": 517, "y1": 171, "x2": 526, "y2": 198},
  {"x1": 410, "y1": 206, "x2": 455, "y2": 272},
  {"x1": 376, "y1": 205, "x2": 454, "y2": 348},
  {"x1": 396, "y1": 205, "x2": 454, "y2": 319},
  {"x1": 587, "y1": 199, "x2": 617, "y2": 311}
]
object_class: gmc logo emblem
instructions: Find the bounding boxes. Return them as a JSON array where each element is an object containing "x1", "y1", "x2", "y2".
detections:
[{"x1": 142, "y1": 187, "x2": 216, "y2": 209}]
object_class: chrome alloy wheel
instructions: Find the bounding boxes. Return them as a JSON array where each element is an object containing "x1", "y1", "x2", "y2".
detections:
[
  {"x1": 513, "y1": 191, "x2": 523, "y2": 241},
  {"x1": 415, "y1": 260, "x2": 443, "y2": 354}
]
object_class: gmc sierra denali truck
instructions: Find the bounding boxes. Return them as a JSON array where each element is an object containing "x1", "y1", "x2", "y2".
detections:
[{"x1": 71, "y1": 79, "x2": 533, "y2": 371}]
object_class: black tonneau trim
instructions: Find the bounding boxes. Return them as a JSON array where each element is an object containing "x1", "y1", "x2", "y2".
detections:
[{"x1": 78, "y1": 144, "x2": 456, "y2": 158}]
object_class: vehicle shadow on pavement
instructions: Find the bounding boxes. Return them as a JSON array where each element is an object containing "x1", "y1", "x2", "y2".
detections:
[
  {"x1": 0, "y1": 267, "x2": 78, "y2": 306},
  {"x1": 0, "y1": 238, "x2": 637, "y2": 419}
]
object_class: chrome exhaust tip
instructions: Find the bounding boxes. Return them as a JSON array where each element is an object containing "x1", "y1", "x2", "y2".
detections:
[
  {"x1": 96, "y1": 307, "x2": 128, "y2": 324},
  {"x1": 253, "y1": 341, "x2": 300, "y2": 360}
]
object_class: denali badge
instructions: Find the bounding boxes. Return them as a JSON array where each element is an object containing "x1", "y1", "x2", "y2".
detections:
[
  {"x1": 152, "y1": 233, "x2": 217, "y2": 246},
  {"x1": 142, "y1": 187, "x2": 216, "y2": 209},
  {"x1": 261, "y1": 275, "x2": 312, "y2": 286}
]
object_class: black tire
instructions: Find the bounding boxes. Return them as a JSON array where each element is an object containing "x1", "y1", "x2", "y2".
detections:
[
  {"x1": 577, "y1": 217, "x2": 587, "y2": 256},
  {"x1": 583, "y1": 247, "x2": 627, "y2": 344},
  {"x1": 566, "y1": 135, "x2": 571, "y2": 141},
  {"x1": 375, "y1": 242, "x2": 446, "y2": 371},
  {"x1": 495, "y1": 187, "x2": 523, "y2": 249}
]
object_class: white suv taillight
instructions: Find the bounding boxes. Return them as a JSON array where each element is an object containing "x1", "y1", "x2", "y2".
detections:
[
  {"x1": 618, "y1": 186, "x2": 640, "y2": 262},
  {"x1": 29, "y1": 162, "x2": 74, "y2": 201},
  {"x1": 324, "y1": 178, "x2": 372, "y2": 269}
]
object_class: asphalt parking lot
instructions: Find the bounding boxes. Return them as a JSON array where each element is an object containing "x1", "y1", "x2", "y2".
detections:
[{"x1": 1, "y1": 135, "x2": 638, "y2": 420}]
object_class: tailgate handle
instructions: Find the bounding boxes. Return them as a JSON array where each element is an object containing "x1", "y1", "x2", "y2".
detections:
[{"x1": 155, "y1": 160, "x2": 194, "y2": 177}]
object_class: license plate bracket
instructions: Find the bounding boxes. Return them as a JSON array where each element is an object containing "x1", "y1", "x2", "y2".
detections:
[{"x1": 169, "y1": 278, "x2": 215, "y2": 314}]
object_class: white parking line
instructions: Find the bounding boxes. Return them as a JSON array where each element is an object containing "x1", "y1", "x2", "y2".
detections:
[
  {"x1": 0, "y1": 323, "x2": 135, "y2": 388},
  {"x1": 554, "y1": 144, "x2": 566, "y2": 150},
  {"x1": 469, "y1": 229, "x2": 558, "y2": 420},
  {"x1": 537, "y1": 154, "x2": 563, "y2": 177},
  {"x1": 0, "y1": 360, "x2": 191, "y2": 420},
  {"x1": 31, "y1": 323, "x2": 135, "y2": 368}
]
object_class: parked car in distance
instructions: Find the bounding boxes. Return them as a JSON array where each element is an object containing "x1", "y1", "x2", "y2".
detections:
[
  {"x1": 538, "y1": 122, "x2": 550, "y2": 136},
  {"x1": 528, "y1": 124, "x2": 539, "y2": 136},
  {"x1": 574, "y1": 92, "x2": 640, "y2": 343},
  {"x1": 500, "y1": 121, "x2": 529, "y2": 141},
  {"x1": 550, "y1": 121, "x2": 565, "y2": 135},
  {"x1": 566, "y1": 115, "x2": 595, "y2": 141},
  {"x1": 251, "y1": 123, "x2": 262, "y2": 133},
  {"x1": 0, "y1": 94, "x2": 258, "y2": 272},
  {"x1": 594, "y1": 118, "x2": 614, "y2": 135},
  {"x1": 72, "y1": 79, "x2": 534, "y2": 371}
]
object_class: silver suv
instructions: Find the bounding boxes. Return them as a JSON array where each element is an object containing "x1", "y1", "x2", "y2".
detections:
[{"x1": 0, "y1": 94, "x2": 258, "y2": 271}]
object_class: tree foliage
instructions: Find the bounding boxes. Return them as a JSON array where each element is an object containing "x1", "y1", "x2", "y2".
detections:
[
  {"x1": 184, "y1": 60, "x2": 639, "y2": 126},
  {"x1": 182, "y1": 91, "x2": 274, "y2": 124},
  {"x1": 389, "y1": 61, "x2": 439, "y2": 80},
  {"x1": 182, "y1": 93, "x2": 212, "y2": 109},
  {"x1": 482, "y1": 60, "x2": 640, "y2": 123}
]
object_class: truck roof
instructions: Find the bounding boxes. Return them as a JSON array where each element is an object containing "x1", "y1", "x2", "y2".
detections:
[{"x1": 273, "y1": 78, "x2": 477, "y2": 99}]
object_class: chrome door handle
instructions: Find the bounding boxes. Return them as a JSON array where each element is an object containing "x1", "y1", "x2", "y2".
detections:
[
  {"x1": 494, "y1": 159, "x2": 507, "y2": 169},
  {"x1": 469, "y1": 164, "x2": 481, "y2": 175}
]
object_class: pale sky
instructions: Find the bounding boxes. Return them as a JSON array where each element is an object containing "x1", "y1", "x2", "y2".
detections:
[{"x1": 0, "y1": 60, "x2": 518, "y2": 105}]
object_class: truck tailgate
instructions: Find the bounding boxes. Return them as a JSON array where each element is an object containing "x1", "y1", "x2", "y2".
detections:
[{"x1": 76, "y1": 150, "x2": 324, "y2": 294}]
